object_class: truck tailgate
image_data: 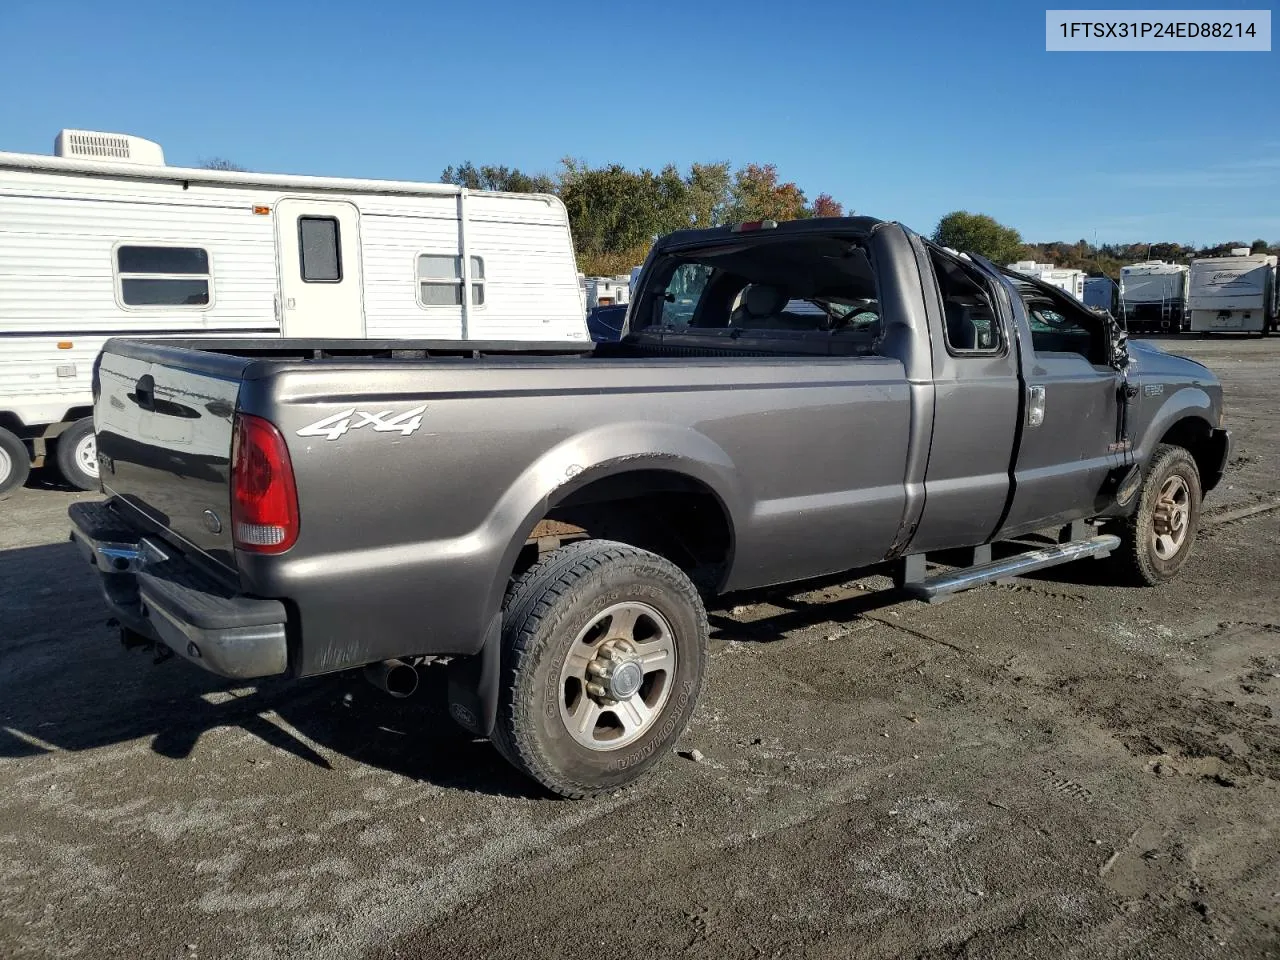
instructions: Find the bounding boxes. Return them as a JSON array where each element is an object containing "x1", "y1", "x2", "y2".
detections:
[{"x1": 94, "y1": 340, "x2": 252, "y2": 570}]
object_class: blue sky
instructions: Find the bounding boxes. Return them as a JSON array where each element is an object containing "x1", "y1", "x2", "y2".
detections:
[{"x1": 1, "y1": 0, "x2": 1276, "y2": 245}]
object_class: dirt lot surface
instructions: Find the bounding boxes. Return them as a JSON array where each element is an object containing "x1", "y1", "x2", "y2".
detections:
[{"x1": 1, "y1": 336, "x2": 1278, "y2": 960}]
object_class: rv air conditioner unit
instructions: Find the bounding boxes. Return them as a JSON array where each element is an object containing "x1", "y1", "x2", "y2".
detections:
[
  {"x1": 1230, "y1": 247, "x2": 1251, "y2": 257},
  {"x1": 53, "y1": 129, "x2": 164, "y2": 166}
]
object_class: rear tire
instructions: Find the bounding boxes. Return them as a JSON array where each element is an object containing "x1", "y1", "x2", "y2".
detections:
[
  {"x1": 0, "y1": 427, "x2": 31, "y2": 499},
  {"x1": 493, "y1": 539, "x2": 708, "y2": 798},
  {"x1": 54, "y1": 418, "x2": 100, "y2": 491},
  {"x1": 1107, "y1": 444, "x2": 1202, "y2": 586}
]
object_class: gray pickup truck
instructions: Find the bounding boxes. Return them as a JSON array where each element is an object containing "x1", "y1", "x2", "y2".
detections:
[{"x1": 69, "y1": 217, "x2": 1229, "y2": 797}]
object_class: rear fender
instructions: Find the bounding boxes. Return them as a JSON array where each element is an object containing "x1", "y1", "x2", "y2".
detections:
[{"x1": 450, "y1": 422, "x2": 744, "y2": 736}]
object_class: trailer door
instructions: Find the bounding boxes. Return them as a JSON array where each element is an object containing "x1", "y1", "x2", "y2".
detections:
[{"x1": 275, "y1": 199, "x2": 365, "y2": 338}]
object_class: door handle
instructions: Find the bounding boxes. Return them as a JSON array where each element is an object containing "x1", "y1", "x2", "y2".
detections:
[
  {"x1": 134, "y1": 374, "x2": 156, "y2": 412},
  {"x1": 1027, "y1": 385, "x2": 1046, "y2": 427}
]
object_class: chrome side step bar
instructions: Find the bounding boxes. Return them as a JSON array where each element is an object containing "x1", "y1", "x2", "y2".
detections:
[{"x1": 902, "y1": 534, "x2": 1120, "y2": 603}]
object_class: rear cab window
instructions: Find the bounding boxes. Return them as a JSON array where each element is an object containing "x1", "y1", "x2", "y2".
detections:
[{"x1": 631, "y1": 231, "x2": 883, "y2": 355}]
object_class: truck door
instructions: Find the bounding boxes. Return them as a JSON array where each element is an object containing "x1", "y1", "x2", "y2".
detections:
[
  {"x1": 275, "y1": 199, "x2": 365, "y2": 338},
  {"x1": 907, "y1": 243, "x2": 1021, "y2": 553},
  {"x1": 995, "y1": 274, "x2": 1122, "y2": 536}
]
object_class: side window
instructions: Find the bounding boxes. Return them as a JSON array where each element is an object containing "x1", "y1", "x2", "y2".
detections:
[
  {"x1": 659, "y1": 263, "x2": 712, "y2": 327},
  {"x1": 929, "y1": 249, "x2": 1001, "y2": 354},
  {"x1": 1026, "y1": 303, "x2": 1101, "y2": 362},
  {"x1": 115, "y1": 245, "x2": 211, "y2": 307},
  {"x1": 298, "y1": 216, "x2": 341, "y2": 282},
  {"x1": 417, "y1": 255, "x2": 485, "y2": 307}
]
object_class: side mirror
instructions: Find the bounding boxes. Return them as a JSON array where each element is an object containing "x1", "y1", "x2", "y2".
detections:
[{"x1": 1104, "y1": 313, "x2": 1130, "y2": 371}]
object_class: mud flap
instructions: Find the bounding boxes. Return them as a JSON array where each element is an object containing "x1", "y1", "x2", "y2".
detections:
[
  {"x1": 446, "y1": 614, "x2": 502, "y2": 737},
  {"x1": 1202, "y1": 428, "x2": 1231, "y2": 492}
]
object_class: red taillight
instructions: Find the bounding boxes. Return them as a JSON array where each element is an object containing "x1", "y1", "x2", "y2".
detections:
[
  {"x1": 231, "y1": 413, "x2": 299, "y2": 554},
  {"x1": 730, "y1": 219, "x2": 778, "y2": 233}
]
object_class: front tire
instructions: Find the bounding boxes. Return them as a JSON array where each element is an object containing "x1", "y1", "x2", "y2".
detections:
[
  {"x1": 1108, "y1": 444, "x2": 1202, "y2": 586},
  {"x1": 0, "y1": 427, "x2": 31, "y2": 498},
  {"x1": 54, "y1": 418, "x2": 100, "y2": 491},
  {"x1": 493, "y1": 539, "x2": 709, "y2": 798}
]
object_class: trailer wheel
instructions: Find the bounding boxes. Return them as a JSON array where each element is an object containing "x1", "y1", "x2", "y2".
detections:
[
  {"x1": 1108, "y1": 444, "x2": 1202, "y2": 586},
  {"x1": 54, "y1": 419, "x2": 100, "y2": 491},
  {"x1": 0, "y1": 427, "x2": 31, "y2": 498},
  {"x1": 492, "y1": 539, "x2": 708, "y2": 798}
]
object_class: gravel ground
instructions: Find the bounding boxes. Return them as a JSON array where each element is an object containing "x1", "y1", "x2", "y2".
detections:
[{"x1": 1, "y1": 336, "x2": 1277, "y2": 960}]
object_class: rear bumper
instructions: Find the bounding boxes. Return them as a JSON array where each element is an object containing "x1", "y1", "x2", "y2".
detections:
[{"x1": 68, "y1": 500, "x2": 288, "y2": 679}]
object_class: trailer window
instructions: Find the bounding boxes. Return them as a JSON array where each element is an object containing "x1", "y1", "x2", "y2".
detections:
[
  {"x1": 417, "y1": 255, "x2": 485, "y2": 307},
  {"x1": 115, "y1": 245, "x2": 211, "y2": 307},
  {"x1": 299, "y1": 217, "x2": 342, "y2": 282}
]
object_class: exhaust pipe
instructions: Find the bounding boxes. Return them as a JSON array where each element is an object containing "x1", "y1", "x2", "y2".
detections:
[{"x1": 364, "y1": 659, "x2": 419, "y2": 698}]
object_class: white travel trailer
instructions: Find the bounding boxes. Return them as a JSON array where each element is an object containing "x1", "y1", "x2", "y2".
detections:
[
  {"x1": 582, "y1": 275, "x2": 631, "y2": 310},
  {"x1": 1187, "y1": 250, "x2": 1278, "y2": 335},
  {"x1": 1119, "y1": 261, "x2": 1190, "y2": 332},
  {"x1": 1005, "y1": 261, "x2": 1086, "y2": 301},
  {"x1": 0, "y1": 130, "x2": 586, "y2": 495}
]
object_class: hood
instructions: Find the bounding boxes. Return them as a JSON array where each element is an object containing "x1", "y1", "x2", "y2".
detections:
[{"x1": 1127, "y1": 339, "x2": 1216, "y2": 382}]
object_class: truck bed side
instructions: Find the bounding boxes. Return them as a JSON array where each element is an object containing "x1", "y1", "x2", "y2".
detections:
[{"x1": 238, "y1": 354, "x2": 913, "y2": 674}]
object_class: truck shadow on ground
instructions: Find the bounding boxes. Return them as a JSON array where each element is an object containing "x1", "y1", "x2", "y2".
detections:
[
  {"x1": 0, "y1": 541, "x2": 540, "y2": 798},
  {"x1": 0, "y1": 536, "x2": 1130, "y2": 793},
  {"x1": 705, "y1": 542, "x2": 1136, "y2": 642}
]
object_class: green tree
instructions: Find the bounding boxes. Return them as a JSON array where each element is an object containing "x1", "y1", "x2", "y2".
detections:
[
  {"x1": 728, "y1": 163, "x2": 810, "y2": 222},
  {"x1": 441, "y1": 157, "x2": 843, "y2": 272},
  {"x1": 685, "y1": 162, "x2": 733, "y2": 228},
  {"x1": 201, "y1": 157, "x2": 246, "y2": 172},
  {"x1": 932, "y1": 211, "x2": 1024, "y2": 264},
  {"x1": 440, "y1": 162, "x2": 555, "y2": 193},
  {"x1": 1251, "y1": 238, "x2": 1270, "y2": 254}
]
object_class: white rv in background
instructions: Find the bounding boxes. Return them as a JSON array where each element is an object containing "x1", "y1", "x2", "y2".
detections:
[
  {"x1": 1005, "y1": 261, "x2": 1086, "y2": 301},
  {"x1": 0, "y1": 130, "x2": 586, "y2": 495},
  {"x1": 582, "y1": 275, "x2": 631, "y2": 310},
  {"x1": 1187, "y1": 249, "x2": 1278, "y2": 335},
  {"x1": 1119, "y1": 261, "x2": 1190, "y2": 332}
]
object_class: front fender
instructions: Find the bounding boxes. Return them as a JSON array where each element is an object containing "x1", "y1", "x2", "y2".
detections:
[{"x1": 1133, "y1": 385, "x2": 1214, "y2": 465}]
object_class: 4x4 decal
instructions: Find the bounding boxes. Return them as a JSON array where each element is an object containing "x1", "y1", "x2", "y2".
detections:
[{"x1": 296, "y1": 406, "x2": 426, "y2": 441}]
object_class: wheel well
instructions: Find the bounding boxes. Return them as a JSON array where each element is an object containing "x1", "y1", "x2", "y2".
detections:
[
  {"x1": 520, "y1": 470, "x2": 733, "y2": 592},
  {"x1": 1158, "y1": 416, "x2": 1217, "y2": 487}
]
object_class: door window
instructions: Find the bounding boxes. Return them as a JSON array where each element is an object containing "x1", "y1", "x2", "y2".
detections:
[
  {"x1": 1025, "y1": 301, "x2": 1106, "y2": 364},
  {"x1": 929, "y1": 248, "x2": 1002, "y2": 354},
  {"x1": 298, "y1": 217, "x2": 342, "y2": 282},
  {"x1": 659, "y1": 263, "x2": 713, "y2": 328}
]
